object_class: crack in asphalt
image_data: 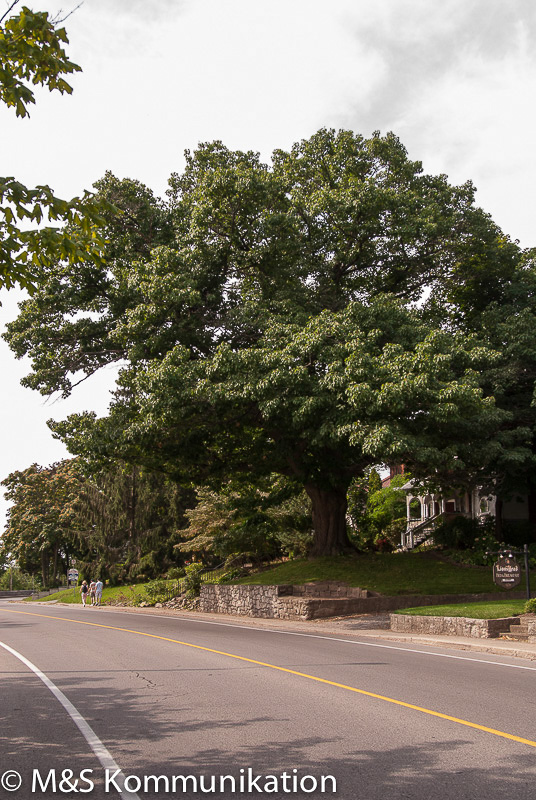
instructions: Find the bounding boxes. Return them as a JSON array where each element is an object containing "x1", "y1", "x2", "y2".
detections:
[{"x1": 132, "y1": 671, "x2": 157, "y2": 689}]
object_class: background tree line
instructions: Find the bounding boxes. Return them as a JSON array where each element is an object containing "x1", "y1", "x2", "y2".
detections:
[
  {"x1": 0, "y1": 460, "x2": 315, "y2": 585},
  {"x1": 0, "y1": 460, "x2": 189, "y2": 585}
]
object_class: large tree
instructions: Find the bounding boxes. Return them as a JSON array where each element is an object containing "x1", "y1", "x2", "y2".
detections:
[
  {"x1": 0, "y1": 2, "x2": 107, "y2": 292},
  {"x1": 1, "y1": 457, "x2": 191, "y2": 583},
  {"x1": 5, "y1": 131, "x2": 517, "y2": 554},
  {"x1": 74, "y1": 461, "x2": 191, "y2": 583},
  {"x1": 1, "y1": 460, "x2": 82, "y2": 584}
]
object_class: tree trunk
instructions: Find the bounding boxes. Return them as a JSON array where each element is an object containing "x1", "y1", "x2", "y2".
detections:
[
  {"x1": 527, "y1": 480, "x2": 536, "y2": 540},
  {"x1": 495, "y1": 498, "x2": 503, "y2": 542},
  {"x1": 305, "y1": 485, "x2": 354, "y2": 557},
  {"x1": 41, "y1": 549, "x2": 49, "y2": 587},
  {"x1": 128, "y1": 467, "x2": 137, "y2": 542},
  {"x1": 127, "y1": 467, "x2": 142, "y2": 563}
]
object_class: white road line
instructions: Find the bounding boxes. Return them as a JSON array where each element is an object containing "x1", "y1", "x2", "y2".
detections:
[{"x1": 0, "y1": 639, "x2": 140, "y2": 800}]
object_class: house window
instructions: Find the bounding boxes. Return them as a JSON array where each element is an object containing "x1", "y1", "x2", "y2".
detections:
[{"x1": 409, "y1": 499, "x2": 421, "y2": 519}]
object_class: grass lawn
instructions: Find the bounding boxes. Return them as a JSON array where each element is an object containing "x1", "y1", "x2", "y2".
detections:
[
  {"x1": 235, "y1": 552, "x2": 530, "y2": 596},
  {"x1": 24, "y1": 552, "x2": 532, "y2": 605},
  {"x1": 395, "y1": 599, "x2": 529, "y2": 618},
  {"x1": 26, "y1": 584, "x2": 152, "y2": 605}
]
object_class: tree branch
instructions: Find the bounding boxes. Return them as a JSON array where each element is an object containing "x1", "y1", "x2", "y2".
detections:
[
  {"x1": 0, "y1": 0, "x2": 19, "y2": 25},
  {"x1": 51, "y1": 2, "x2": 84, "y2": 25}
]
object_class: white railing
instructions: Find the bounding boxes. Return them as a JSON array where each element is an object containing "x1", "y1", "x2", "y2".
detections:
[{"x1": 401, "y1": 513, "x2": 443, "y2": 550}]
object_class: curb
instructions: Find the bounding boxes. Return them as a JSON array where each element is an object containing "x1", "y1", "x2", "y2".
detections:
[{"x1": 355, "y1": 630, "x2": 536, "y2": 660}]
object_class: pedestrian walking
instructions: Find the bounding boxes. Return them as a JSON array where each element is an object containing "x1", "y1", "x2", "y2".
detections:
[
  {"x1": 80, "y1": 580, "x2": 89, "y2": 607},
  {"x1": 89, "y1": 580, "x2": 97, "y2": 606},
  {"x1": 95, "y1": 579, "x2": 103, "y2": 606}
]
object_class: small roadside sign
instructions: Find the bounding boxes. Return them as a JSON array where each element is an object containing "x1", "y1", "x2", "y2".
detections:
[
  {"x1": 67, "y1": 569, "x2": 79, "y2": 583},
  {"x1": 493, "y1": 555, "x2": 521, "y2": 589}
]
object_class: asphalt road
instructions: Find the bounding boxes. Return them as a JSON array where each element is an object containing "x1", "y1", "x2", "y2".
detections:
[{"x1": 1, "y1": 601, "x2": 535, "y2": 800}]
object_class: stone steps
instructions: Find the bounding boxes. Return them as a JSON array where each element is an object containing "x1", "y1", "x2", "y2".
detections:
[{"x1": 500, "y1": 621, "x2": 529, "y2": 642}]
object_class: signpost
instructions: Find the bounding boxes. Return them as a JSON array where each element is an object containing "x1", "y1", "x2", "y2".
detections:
[{"x1": 67, "y1": 569, "x2": 79, "y2": 600}]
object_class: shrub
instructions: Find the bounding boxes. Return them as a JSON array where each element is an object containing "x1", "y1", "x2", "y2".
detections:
[
  {"x1": 373, "y1": 534, "x2": 394, "y2": 553},
  {"x1": 213, "y1": 567, "x2": 245, "y2": 584},
  {"x1": 166, "y1": 567, "x2": 185, "y2": 580},
  {"x1": 276, "y1": 528, "x2": 313, "y2": 558},
  {"x1": 433, "y1": 516, "x2": 477, "y2": 548},
  {"x1": 433, "y1": 516, "x2": 498, "y2": 551},
  {"x1": 524, "y1": 598, "x2": 536, "y2": 614},
  {"x1": 382, "y1": 518, "x2": 407, "y2": 548},
  {"x1": 144, "y1": 579, "x2": 170, "y2": 605},
  {"x1": 444, "y1": 528, "x2": 499, "y2": 566},
  {"x1": 183, "y1": 563, "x2": 204, "y2": 598}
]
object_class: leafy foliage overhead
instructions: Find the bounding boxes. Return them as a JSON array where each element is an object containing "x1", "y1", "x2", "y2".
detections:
[
  {"x1": 0, "y1": 3, "x2": 109, "y2": 292},
  {"x1": 0, "y1": 3, "x2": 80, "y2": 117}
]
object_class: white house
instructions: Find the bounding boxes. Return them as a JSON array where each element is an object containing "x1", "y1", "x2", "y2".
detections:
[{"x1": 400, "y1": 481, "x2": 529, "y2": 549}]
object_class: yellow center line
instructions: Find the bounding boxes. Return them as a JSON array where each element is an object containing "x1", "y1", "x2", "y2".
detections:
[{"x1": 3, "y1": 607, "x2": 536, "y2": 749}]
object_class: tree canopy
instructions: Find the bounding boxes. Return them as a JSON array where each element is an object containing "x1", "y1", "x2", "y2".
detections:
[
  {"x1": 464, "y1": 255, "x2": 536, "y2": 533},
  {"x1": 0, "y1": 2, "x2": 108, "y2": 292},
  {"x1": 1, "y1": 457, "x2": 192, "y2": 584},
  {"x1": 4, "y1": 129, "x2": 523, "y2": 554},
  {"x1": 1, "y1": 460, "x2": 81, "y2": 584}
]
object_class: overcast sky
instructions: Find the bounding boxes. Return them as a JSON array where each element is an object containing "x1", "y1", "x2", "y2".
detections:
[{"x1": 1, "y1": 0, "x2": 536, "y2": 529}]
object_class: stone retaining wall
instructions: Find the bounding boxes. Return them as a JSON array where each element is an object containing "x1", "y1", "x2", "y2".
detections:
[
  {"x1": 528, "y1": 620, "x2": 536, "y2": 643},
  {"x1": 200, "y1": 585, "x2": 282, "y2": 618},
  {"x1": 390, "y1": 613, "x2": 519, "y2": 638},
  {"x1": 199, "y1": 583, "x2": 527, "y2": 621},
  {"x1": 199, "y1": 584, "x2": 376, "y2": 620}
]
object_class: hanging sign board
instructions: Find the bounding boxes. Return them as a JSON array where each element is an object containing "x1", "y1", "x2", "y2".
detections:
[{"x1": 493, "y1": 555, "x2": 521, "y2": 589}]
